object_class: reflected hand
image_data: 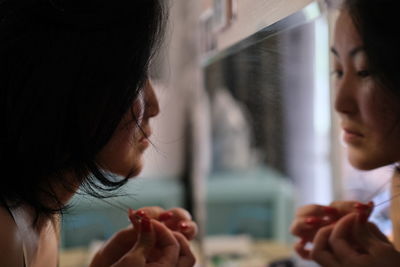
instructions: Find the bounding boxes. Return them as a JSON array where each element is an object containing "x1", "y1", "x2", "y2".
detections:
[
  {"x1": 290, "y1": 201, "x2": 373, "y2": 259},
  {"x1": 310, "y1": 212, "x2": 399, "y2": 267}
]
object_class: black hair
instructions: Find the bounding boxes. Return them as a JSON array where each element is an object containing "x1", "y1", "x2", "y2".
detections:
[
  {"x1": 0, "y1": 0, "x2": 167, "y2": 218},
  {"x1": 342, "y1": 0, "x2": 400, "y2": 94}
]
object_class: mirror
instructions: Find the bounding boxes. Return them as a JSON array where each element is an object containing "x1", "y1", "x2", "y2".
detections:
[{"x1": 202, "y1": 1, "x2": 331, "y2": 263}]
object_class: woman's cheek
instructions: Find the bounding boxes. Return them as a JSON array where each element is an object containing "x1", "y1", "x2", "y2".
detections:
[{"x1": 132, "y1": 92, "x2": 145, "y2": 126}]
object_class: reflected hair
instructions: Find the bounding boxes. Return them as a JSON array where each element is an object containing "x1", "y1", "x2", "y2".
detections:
[
  {"x1": 342, "y1": 0, "x2": 400, "y2": 93},
  {"x1": 0, "y1": 0, "x2": 167, "y2": 217}
]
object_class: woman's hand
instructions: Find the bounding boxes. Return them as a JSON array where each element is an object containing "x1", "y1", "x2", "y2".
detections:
[
  {"x1": 89, "y1": 212, "x2": 195, "y2": 267},
  {"x1": 290, "y1": 201, "x2": 373, "y2": 259},
  {"x1": 129, "y1": 207, "x2": 198, "y2": 240},
  {"x1": 310, "y1": 212, "x2": 400, "y2": 267}
]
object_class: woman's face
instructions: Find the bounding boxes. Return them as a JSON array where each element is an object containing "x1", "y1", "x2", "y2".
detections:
[
  {"x1": 333, "y1": 10, "x2": 400, "y2": 170},
  {"x1": 96, "y1": 80, "x2": 160, "y2": 177}
]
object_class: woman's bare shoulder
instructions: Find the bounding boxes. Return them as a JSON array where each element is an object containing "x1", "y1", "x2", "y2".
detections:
[{"x1": 0, "y1": 205, "x2": 24, "y2": 266}]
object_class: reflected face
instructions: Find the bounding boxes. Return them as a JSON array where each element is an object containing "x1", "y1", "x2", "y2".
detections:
[
  {"x1": 333, "y1": 10, "x2": 400, "y2": 170},
  {"x1": 96, "y1": 80, "x2": 160, "y2": 177}
]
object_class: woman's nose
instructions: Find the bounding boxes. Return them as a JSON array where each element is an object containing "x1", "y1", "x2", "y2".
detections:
[
  {"x1": 334, "y1": 74, "x2": 358, "y2": 116},
  {"x1": 144, "y1": 80, "x2": 160, "y2": 118}
]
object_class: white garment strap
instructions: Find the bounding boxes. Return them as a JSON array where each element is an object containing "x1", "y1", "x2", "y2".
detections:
[{"x1": 6, "y1": 201, "x2": 39, "y2": 267}]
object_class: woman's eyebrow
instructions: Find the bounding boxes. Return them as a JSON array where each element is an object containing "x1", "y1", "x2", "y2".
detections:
[
  {"x1": 330, "y1": 46, "x2": 365, "y2": 58},
  {"x1": 349, "y1": 46, "x2": 365, "y2": 57},
  {"x1": 331, "y1": 47, "x2": 339, "y2": 57}
]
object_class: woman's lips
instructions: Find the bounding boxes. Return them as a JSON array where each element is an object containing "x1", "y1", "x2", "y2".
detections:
[
  {"x1": 343, "y1": 127, "x2": 364, "y2": 144},
  {"x1": 138, "y1": 129, "x2": 151, "y2": 149},
  {"x1": 139, "y1": 138, "x2": 150, "y2": 148}
]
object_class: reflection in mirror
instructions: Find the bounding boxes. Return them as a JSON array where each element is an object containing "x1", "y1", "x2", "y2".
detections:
[{"x1": 202, "y1": 1, "x2": 331, "y2": 264}]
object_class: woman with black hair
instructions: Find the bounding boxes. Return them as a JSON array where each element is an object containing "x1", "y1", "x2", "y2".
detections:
[
  {"x1": 0, "y1": 0, "x2": 196, "y2": 266},
  {"x1": 291, "y1": 0, "x2": 400, "y2": 266}
]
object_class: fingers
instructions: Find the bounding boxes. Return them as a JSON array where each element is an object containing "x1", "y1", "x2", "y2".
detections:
[
  {"x1": 113, "y1": 219, "x2": 194, "y2": 266},
  {"x1": 128, "y1": 215, "x2": 155, "y2": 256},
  {"x1": 352, "y1": 220, "x2": 393, "y2": 256},
  {"x1": 150, "y1": 220, "x2": 180, "y2": 264},
  {"x1": 91, "y1": 223, "x2": 139, "y2": 267},
  {"x1": 174, "y1": 232, "x2": 196, "y2": 267},
  {"x1": 290, "y1": 216, "x2": 332, "y2": 241},
  {"x1": 132, "y1": 206, "x2": 165, "y2": 219},
  {"x1": 110, "y1": 252, "x2": 145, "y2": 267},
  {"x1": 292, "y1": 201, "x2": 380, "y2": 266},
  {"x1": 131, "y1": 207, "x2": 198, "y2": 240},
  {"x1": 311, "y1": 224, "x2": 340, "y2": 267},
  {"x1": 176, "y1": 220, "x2": 198, "y2": 241},
  {"x1": 291, "y1": 204, "x2": 338, "y2": 241},
  {"x1": 294, "y1": 238, "x2": 311, "y2": 260},
  {"x1": 328, "y1": 213, "x2": 366, "y2": 259},
  {"x1": 117, "y1": 215, "x2": 181, "y2": 265},
  {"x1": 291, "y1": 204, "x2": 339, "y2": 258},
  {"x1": 293, "y1": 201, "x2": 372, "y2": 225},
  {"x1": 131, "y1": 206, "x2": 191, "y2": 221},
  {"x1": 95, "y1": 208, "x2": 196, "y2": 267},
  {"x1": 291, "y1": 201, "x2": 373, "y2": 242},
  {"x1": 161, "y1": 213, "x2": 198, "y2": 240},
  {"x1": 330, "y1": 200, "x2": 360, "y2": 215},
  {"x1": 166, "y1": 207, "x2": 192, "y2": 221},
  {"x1": 310, "y1": 211, "x2": 393, "y2": 267},
  {"x1": 365, "y1": 222, "x2": 390, "y2": 243},
  {"x1": 331, "y1": 200, "x2": 374, "y2": 219},
  {"x1": 295, "y1": 204, "x2": 338, "y2": 217},
  {"x1": 96, "y1": 226, "x2": 137, "y2": 266},
  {"x1": 328, "y1": 209, "x2": 377, "y2": 259},
  {"x1": 109, "y1": 216, "x2": 155, "y2": 267},
  {"x1": 133, "y1": 220, "x2": 195, "y2": 266}
]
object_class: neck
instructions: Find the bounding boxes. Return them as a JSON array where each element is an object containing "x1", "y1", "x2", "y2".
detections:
[
  {"x1": 32, "y1": 171, "x2": 82, "y2": 227},
  {"x1": 43, "y1": 171, "x2": 81, "y2": 209}
]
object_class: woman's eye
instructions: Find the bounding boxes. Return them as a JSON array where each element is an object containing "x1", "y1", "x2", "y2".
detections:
[
  {"x1": 357, "y1": 70, "x2": 371, "y2": 78},
  {"x1": 331, "y1": 70, "x2": 343, "y2": 79}
]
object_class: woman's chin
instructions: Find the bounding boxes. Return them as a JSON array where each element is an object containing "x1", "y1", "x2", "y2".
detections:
[
  {"x1": 348, "y1": 153, "x2": 391, "y2": 171},
  {"x1": 126, "y1": 164, "x2": 143, "y2": 178}
]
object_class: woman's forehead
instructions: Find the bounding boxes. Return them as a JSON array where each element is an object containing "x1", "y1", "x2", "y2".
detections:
[{"x1": 333, "y1": 11, "x2": 363, "y2": 55}]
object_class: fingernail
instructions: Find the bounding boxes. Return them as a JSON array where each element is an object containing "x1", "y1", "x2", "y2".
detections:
[
  {"x1": 305, "y1": 217, "x2": 322, "y2": 225},
  {"x1": 141, "y1": 217, "x2": 152, "y2": 232},
  {"x1": 179, "y1": 221, "x2": 189, "y2": 230},
  {"x1": 323, "y1": 206, "x2": 338, "y2": 214},
  {"x1": 136, "y1": 210, "x2": 146, "y2": 217},
  {"x1": 159, "y1": 211, "x2": 174, "y2": 221},
  {"x1": 131, "y1": 210, "x2": 146, "y2": 224}
]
